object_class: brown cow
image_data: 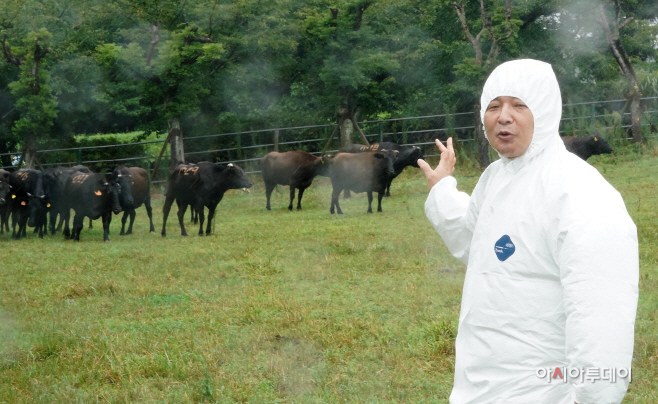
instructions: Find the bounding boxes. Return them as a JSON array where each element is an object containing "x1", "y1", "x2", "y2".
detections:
[
  {"x1": 260, "y1": 151, "x2": 331, "y2": 211},
  {"x1": 327, "y1": 150, "x2": 398, "y2": 214},
  {"x1": 110, "y1": 166, "x2": 155, "y2": 235}
]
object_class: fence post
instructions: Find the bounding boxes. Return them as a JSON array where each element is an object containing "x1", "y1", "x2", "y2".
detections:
[
  {"x1": 590, "y1": 103, "x2": 596, "y2": 129},
  {"x1": 77, "y1": 149, "x2": 82, "y2": 165},
  {"x1": 379, "y1": 122, "x2": 383, "y2": 142},
  {"x1": 274, "y1": 130, "x2": 279, "y2": 152},
  {"x1": 237, "y1": 132, "x2": 242, "y2": 159}
]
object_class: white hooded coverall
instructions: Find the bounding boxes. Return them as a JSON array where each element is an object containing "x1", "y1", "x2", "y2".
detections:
[{"x1": 425, "y1": 60, "x2": 638, "y2": 404}]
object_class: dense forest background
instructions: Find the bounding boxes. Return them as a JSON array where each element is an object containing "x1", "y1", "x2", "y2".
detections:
[{"x1": 0, "y1": 0, "x2": 657, "y2": 169}]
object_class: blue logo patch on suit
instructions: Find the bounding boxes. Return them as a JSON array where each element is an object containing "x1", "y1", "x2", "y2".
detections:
[{"x1": 494, "y1": 235, "x2": 515, "y2": 261}]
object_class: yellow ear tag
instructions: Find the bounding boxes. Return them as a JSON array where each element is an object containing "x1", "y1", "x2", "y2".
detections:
[
  {"x1": 94, "y1": 190, "x2": 102, "y2": 196},
  {"x1": 594, "y1": 137, "x2": 598, "y2": 141},
  {"x1": 47, "y1": 203, "x2": 51, "y2": 207},
  {"x1": 21, "y1": 201, "x2": 26, "y2": 206},
  {"x1": 12, "y1": 194, "x2": 15, "y2": 199}
]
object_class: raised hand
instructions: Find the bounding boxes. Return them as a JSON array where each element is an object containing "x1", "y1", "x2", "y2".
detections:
[{"x1": 417, "y1": 137, "x2": 456, "y2": 190}]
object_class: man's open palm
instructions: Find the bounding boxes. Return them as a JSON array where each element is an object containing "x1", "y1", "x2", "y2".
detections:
[{"x1": 417, "y1": 137, "x2": 456, "y2": 190}]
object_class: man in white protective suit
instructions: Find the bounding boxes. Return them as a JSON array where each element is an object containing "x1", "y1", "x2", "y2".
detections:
[{"x1": 418, "y1": 59, "x2": 639, "y2": 404}]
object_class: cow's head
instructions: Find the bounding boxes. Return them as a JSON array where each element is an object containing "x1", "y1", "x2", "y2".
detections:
[
  {"x1": 0, "y1": 181, "x2": 11, "y2": 205},
  {"x1": 112, "y1": 166, "x2": 135, "y2": 207},
  {"x1": 26, "y1": 191, "x2": 47, "y2": 228},
  {"x1": 589, "y1": 134, "x2": 613, "y2": 155},
  {"x1": 317, "y1": 154, "x2": 334, "y2": 176},
  {"x1": 222, "y1": 163, "x2": 253, "y2": 190},
  {"x1": 374, "y1": 149, "x2": 399, "y2": 178},
  {"x1": 396, "y1": 146, "x2": 424, "y2": 170}
]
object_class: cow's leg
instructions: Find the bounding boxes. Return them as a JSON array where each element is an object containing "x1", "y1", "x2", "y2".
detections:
[
  {"x1": 72, "y1": 213, "x2": 84, "y2": 241},
  {"x1": 265, "y1": 182, "x2": 275, "y2": 210},
  {"x1": 144, "y1": 194, "x2": 155, "y2": 233},
  {"x1": 102, "y1": 211, "x2": 112, "y2": 242},
  {"x1": 176, "y1": 202, "x2": 189, "y2": 237},
  {"x1": 56, "y1": 209, "x2": 65, "y2": 233},
  {"x1": 11, "y1": 210, "x2": 19, "y2": 239},
  {"x1": 385, "y1": 179, "x2": 392, "y2": 197},
  {"x1": 367, "y1": 191, "x2": 373, "y2": 214},
  {"x1": 63, "y1": 210, "x2": 71, "y2": 239},
  {"x1": 49, "y1": 209, "x2": 57, "y2": 235},
  {"x1": 377, "y1": 191, "x2": 384, "y2": 212},
  {"x1": 196, "y1": 205, "x2": 205, "y2": 236},
  {"x1": 19, "y1": 213, "x2": 28, "y2": 239},
  {"x1": 288, "y1": 187, "x2": 296, "y2": 211},
  {"x1": 297, "y1": 187, "x2": 306, "y2": 210},
  {"x1": 161, "y1": 194, "x2": 175, "y2": 237},
  {"x1": 126, "y1": 209, "x2": 136, "y2": 235},
  {"x1": 88, "y1": 217, "x2": 93, "y2": 230},
  {"x1": 205, "y1": 204, "x2": 217, "y2": 236},
  {"x1": 344, "y1": 189, "x2": 352, "y2": 199},
  {"x1": 119, "y1": 211, "x2": 129, "y2": 235},
  {"x1": 330, "y1": 188, "x2": 343, "y2": 214}
]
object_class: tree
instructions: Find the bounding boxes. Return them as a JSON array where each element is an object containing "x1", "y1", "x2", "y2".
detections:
[
  {"x1": 596, "y1": 0, "x2": 646, "y2": 143},
  {"x1": 1, "y1": 28, "x2": 57, "y2": 168},
  {"x1": 451, "y1": 0, "x2": 521, "y2": 168}
]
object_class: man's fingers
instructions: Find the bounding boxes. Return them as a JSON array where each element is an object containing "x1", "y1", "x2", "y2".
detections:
[
  {"x1": 417, "y1": 159, "x2": 433, "y2": 175},
  {"x1": 446, "y1": 137, "x2": 454, "y2": 153},
  {"x1": 435, "y1": 138, "x2": 447, "y2": 152}
]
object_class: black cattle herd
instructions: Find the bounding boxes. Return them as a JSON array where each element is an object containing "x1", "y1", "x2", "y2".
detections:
[{"x1": 0, "y1": 135, "x2": 613, "y2": 242}]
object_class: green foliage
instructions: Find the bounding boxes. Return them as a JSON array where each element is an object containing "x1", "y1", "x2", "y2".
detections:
[{"x1": 8, "y1": 29, "x2": 58, "y2": 140}]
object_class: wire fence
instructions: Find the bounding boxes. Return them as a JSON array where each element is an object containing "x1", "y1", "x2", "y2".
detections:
[{"x1": 1, "y1": 96, "x2": 657, "y2": 184}]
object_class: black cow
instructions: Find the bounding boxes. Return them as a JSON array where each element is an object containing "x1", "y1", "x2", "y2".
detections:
[
  {"x1": 110, "y1": 165, "x2": 155, "y2": 235},
  {"x1": 43, "y1": 165, "x2": 92, "y2": 235},
  {"x1": 8, "y1": 169, "x2": 47, "y2": 239},
  {"x1": 562, "y1": 134, "x2": 613, "y2": 160},
  {"x1": 62, "y1": 172, "x2": 122, "y2": 242},
  {"x1": 342, "y1": 142, "x2": 423, "y2": 197},
  {"x1": 162, "y1": 162, "x2": 252, "y2": 237},
  {"x1": 328, "y1": 150, "x2": 398, "y2": 214},
  {"x1": 0, "y1": 169, "x2": 11, "y2": 234},
  {"x1": 260, "y1": 151, "x2": 331, "y2": 211}
]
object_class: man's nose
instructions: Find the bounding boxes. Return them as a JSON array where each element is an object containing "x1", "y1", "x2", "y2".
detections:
[{"x1": 498, "y1": 104, "x2": 514, "y2": 124}]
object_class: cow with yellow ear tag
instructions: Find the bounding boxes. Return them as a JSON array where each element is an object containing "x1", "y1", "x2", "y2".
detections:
[
  {"x1": 8, "y1": 169, "x2": 47, "y2": 239},
  {"x1": 110, "y1": 165, "x2": 155, "y2": 235},
  {"x1": 62, "y1": 171, "x2": 122, "y2": 242}
]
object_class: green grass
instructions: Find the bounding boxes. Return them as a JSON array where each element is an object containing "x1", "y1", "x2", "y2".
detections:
[{"x1": 0, "y1": 150, "x2": 656, "y2": 403}]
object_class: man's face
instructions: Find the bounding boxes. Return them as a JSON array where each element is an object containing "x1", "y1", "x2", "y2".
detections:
[{"x1": 484, "y1": 96, "x2": 534, "y2": 158}]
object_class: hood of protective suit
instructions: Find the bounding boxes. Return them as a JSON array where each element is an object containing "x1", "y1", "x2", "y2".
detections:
[{"x1": 480, "y1": 59, "x2": 563, "y2": 168}]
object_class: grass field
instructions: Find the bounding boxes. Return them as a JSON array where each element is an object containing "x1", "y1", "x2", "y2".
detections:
[{"x1": 0, "y1": 148, "x2": 657, "y2": 403}]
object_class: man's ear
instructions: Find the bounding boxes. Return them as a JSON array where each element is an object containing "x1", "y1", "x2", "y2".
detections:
[{"x1": 374, "y1": 153, "x2": 384, "y2": 159}]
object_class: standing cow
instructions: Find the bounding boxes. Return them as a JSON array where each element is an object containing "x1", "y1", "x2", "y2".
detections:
[
  {"x1": 8, "y1": 169, "x2": 47, "y2": 239},
  {"x1": 62, "y1": 172, "x2": 122, "y2": 242},
  {"x1": 43, "y1": 165, "x2": 92, "y2": 235},
  {"x1": 260, "y1": 151, "x2": 331, "y2": 211},
  {"x1": 328, "y1": 150, "x2": 398, "y2": 214},
  {"x1": 342, "y1": 142, "x2": 423, "y2": 197},
  {"x1": 110, "y1": 165, "x2": 155, "y2": 235},
  {"x1": 0, "y1": 169, "x2": 11, "y2": 234},
  {"x1": 562, "y1": 134, "x2": 613, "y2": 160},
  {"x1": 161, "y1": 162, "x2": 253, "y2": 237}
]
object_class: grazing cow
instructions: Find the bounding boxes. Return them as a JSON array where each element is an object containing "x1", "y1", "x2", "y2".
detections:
[
  {"x1": 562, "y1": 134, "x2": 613, "y2": 160},
  {"x1": 161, "y1": 162, "x2": 253, "y2": 237},
  {"x1": 43, "y1": 165, "x2": 92, "y2": 235},
  {"x1": 260, "y1": 151, "x2": 331, "y2": 211},
  {"x1": 328, "y1": 150, "x2": 398, "y2": 214},
  {"x1": 110, "y1": 165, "x2": 155, "y2": 235},
  {"x1": 0, "y1": 169, "x2": 11, "y2": 234},
  {"x1": 62, "y1": 172, "x2": 122, "y2": 242},
  {"x1": 342, "y1": 142, "x2": 423, "y2": 197},
  {"x1": 8, "y1": 169, "x2": 47, "y2": 239}
]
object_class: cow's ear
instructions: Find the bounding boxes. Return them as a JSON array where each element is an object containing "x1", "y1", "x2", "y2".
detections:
[
  {"x1": 373, "y1": 153, "x2": 384, "y2": 159},
  {"x1": 594, "y1": 136, "x2": 598, "y2": 141}
]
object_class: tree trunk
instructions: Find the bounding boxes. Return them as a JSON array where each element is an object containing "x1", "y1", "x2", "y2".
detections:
[
  {"x1": 168, "y1": 118, "x2": 185, "y2": 172},
  {"x1": 338, "y1": 107, "x2": 354, "y2": 149},
  {"x1": 474, "y1": 104, "x2": 490, "y2": 169},
  {"x1": 629, "y1": 91, "x2": 642, "y2": 143},
  {"x1": 23, "y1": 134, "x2": 38, "y2": 169}
]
